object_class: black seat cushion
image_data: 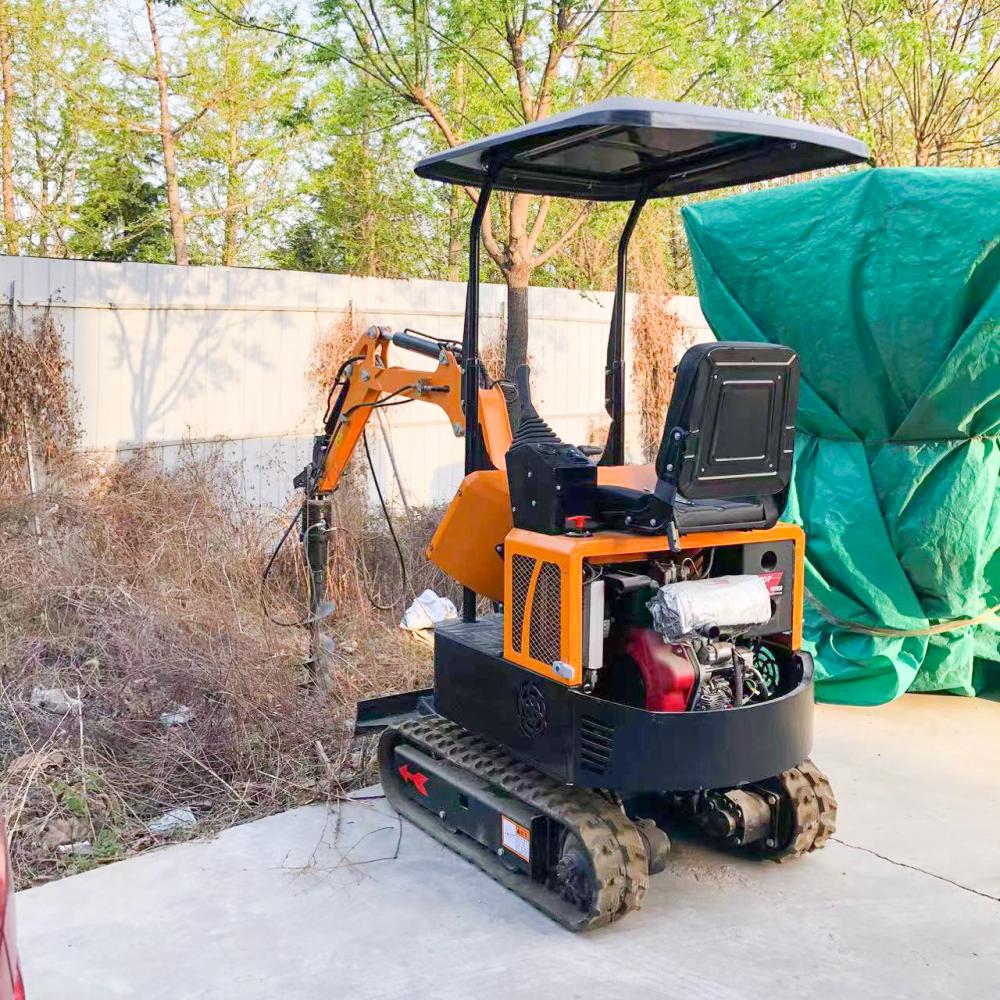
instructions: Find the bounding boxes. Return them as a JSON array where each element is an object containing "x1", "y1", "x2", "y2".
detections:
[{"x1": 593, "y1": 483, "x2": 768, "y2": 534}]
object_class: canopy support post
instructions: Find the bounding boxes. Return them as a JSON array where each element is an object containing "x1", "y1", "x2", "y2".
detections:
[
  {"x1": 461, "y1": 176, "x2": 496, "y2": 623},
  {"x1": 602, "y1": 193, "x2": 649, "y2": 467}
]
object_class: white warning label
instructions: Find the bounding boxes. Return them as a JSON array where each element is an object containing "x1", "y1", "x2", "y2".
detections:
[{"x1": 501, "y1": 815, "x2": 531, "y2": 862}]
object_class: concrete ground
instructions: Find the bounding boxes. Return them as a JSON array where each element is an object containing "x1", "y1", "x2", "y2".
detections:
[{"x1": 15, "y1": 694, "x2": 1000, "y2": 1000}]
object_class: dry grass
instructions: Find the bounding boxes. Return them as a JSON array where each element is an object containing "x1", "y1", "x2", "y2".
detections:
[
  {"x1": 0, "y1": 447, "x2": 444, "y2": 889},
  {"x1": 0, "y1": 307, "x2": 79, "y2": 494},
  {"x1": 0, "y1": 305, "x2": 452, "y2": 889},
  {"x1": 630, "y1": 229, "x2": 695, "y2": 461},
  {"x1": 308, "y1": 304, "x2": 367, "y2": 411},
  {"x1": 479, "y1": 332, "x2": 506, "y2": 383}
]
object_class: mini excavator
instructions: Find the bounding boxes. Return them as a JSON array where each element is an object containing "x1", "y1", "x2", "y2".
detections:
[{"x1": 296, "y1": 99, "x2": 870, "y2": 930}]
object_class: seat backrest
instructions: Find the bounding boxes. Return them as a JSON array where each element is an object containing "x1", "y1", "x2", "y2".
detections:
[{"x1": 655, "y1": 342, "x2": 799, "y2": 503}]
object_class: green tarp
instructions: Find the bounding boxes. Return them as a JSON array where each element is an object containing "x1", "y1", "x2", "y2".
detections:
[{"x1": 682, "y1": 168, "x2": 1000, "y2": 705}]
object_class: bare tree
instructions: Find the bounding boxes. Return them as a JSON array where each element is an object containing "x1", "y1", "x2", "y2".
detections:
[
  {"x1": 791, "y1": 0, "x2": 1000, "y2": 166},
  {"x1": 181, "y1": 1, "x2": 306, "y2": 267},
  {"x1": 325, "y1": 0, "x2": 630, "y2": 383},
  {"x1": 91, "y1": 2, "x2": 224, "y2": 264},
  {"x1": 146, "y1": 0, "x2": 189, "y2": 263},
  {"x1": 0, "y1": 3, "x2": 17, "y2": 255}
]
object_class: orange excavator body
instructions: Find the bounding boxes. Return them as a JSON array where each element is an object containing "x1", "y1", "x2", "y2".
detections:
[{"x1": 426, "y1": 465, "x2": 668, "y2": 604}]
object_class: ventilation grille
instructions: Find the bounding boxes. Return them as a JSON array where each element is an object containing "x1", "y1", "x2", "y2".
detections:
[
  {"x1": 510, "y1": 554, "x2": 535, "y2": 654},
  {"x1": 579, "y1": 716, "x2": 614, "y2": 775},
  {"x1": 528, "y1": 561, "x2": 562, "y2": 664}
]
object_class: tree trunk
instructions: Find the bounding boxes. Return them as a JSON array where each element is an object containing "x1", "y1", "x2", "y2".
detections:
[
  {"x1": 500, "y1": 194, "x2": 535, "y2": 427},
  {"x1": 34, "y1": 144, "x2": 48, "y2": 255},
  {"x1": 0, "y1": 7, "x2": 17, "y2": 255},
  {"x1": 220, "y1": 29, "x2": 240, "y2": 267},
  {"x1": 222, "y1": 119, "x2": 239, "y2": 266},
  {"x1": 146, "y1": 0, "x2": 188, "y2": 266},
  {"x1": 503, "y1": 265, "x2": 530, "y2": 428}
]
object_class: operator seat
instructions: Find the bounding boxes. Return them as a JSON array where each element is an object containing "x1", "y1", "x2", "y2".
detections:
[{"x1": 596, "y1": 342, "x2": 800, "y2": 536}]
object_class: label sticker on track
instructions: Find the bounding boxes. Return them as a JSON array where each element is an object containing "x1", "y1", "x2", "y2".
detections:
[{"x1": 501, "y1": 815, "x2": 531, "y2": 862}]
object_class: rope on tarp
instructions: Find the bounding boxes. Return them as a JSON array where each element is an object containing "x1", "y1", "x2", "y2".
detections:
[{"x1": 805, "y1": 588, "x2": 1000, "y2": 638}]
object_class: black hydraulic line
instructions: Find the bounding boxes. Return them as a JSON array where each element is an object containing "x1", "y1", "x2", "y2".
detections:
[
  {"x1": 342, "y1": 385, "x2": 417, "y2": 421},
  {"x1": 461, "y1": 172, "x2": 498, "y2": 623},
  {"x1": 323, "y1": 354, "x2": 365, "y2": 434},
  {"x1": 602, "y1": 193, "x2": 650, "y2": 467},
  {"x1": 363, "y1": 430, "x2": 409, "y2": 611}
]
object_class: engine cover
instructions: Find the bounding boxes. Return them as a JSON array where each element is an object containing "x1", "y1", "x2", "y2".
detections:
[{"x1": 624, "y1": 627, "x2": 696, "y2": 712}]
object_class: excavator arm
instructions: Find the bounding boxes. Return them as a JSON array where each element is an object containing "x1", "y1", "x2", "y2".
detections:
[
  {"x1": 290, "y1": 325, "x2": 513, "y2": 682},
  {"x1": 311, "y1": 325, "x2": 512, "y2": 495},
  {"x1": 299, "y1": 324, "x2": 657, "y2": 607}
]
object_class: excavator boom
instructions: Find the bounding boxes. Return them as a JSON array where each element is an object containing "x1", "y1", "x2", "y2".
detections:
[{"x1": 314, "y1": 326, "x2": 511, "y2": 495}]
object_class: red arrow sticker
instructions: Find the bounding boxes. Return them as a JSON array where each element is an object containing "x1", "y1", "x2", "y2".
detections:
[{"x1": 398, "y1": 763, "x2": 429, "y2": 796}]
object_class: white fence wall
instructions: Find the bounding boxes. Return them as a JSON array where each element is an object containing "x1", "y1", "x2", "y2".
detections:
[{"x1": 0, "y1": 256, "x2": 710, "y2": 508}]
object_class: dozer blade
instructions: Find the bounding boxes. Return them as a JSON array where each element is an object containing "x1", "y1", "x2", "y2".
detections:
[{"x1": 354, "y1": 688, "x2": 433, "y2": 734}]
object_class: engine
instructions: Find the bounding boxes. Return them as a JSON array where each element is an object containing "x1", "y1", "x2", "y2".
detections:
[{"x1": 586, "y1": 558, "x2": 785, "y2": 713}]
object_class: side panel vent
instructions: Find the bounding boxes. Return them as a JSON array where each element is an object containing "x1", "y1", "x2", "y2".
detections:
[
  {"x1": 579, "y1": 716, "x2": 614, "y2": 775},
  {"x1": 510, "y1": 554, "x2": 535, "y2": 654},
  {"x1": 528, "y1": 561, "x2": 562, "y2": 664}
]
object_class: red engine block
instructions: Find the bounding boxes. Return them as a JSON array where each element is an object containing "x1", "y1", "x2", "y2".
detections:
[{"x1": 624, "y1": 627, "x2": 696, "y2": 712}]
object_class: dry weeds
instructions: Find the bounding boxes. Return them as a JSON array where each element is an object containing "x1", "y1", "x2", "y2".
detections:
[
  {"x1": 308, "y1": 304, "x2": 367, "y2": 411},
  {"x1": 631, "y1": 228, "x2": 695, "y2": 461},
  {"x1": 0, "y1": 307, "x2": 79, "y2": 494},
  {"x1": 0, "y1": 446, "x2": 445, "y2": 889},
  {"x1": 0, "y1": 306, "x2": 455, "y2": 889}
]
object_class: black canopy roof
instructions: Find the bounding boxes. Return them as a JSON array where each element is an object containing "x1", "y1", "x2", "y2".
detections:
[{"x1": 415, "y1": 98, "x2": 869, "y2": 201}]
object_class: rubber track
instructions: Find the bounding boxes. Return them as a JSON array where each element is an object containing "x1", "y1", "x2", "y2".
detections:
[
  {"x1": 797, "y1": 758, "x2": 837, "y2": 851},
  {"x1": 383, "y1": 715, "x2": 648, "y2": 930},
  {"x1": 765, "y1": 757, "x2": 838, "y2": 860}
]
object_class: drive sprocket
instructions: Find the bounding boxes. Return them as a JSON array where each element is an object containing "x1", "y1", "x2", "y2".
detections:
[{"x1": 751, "y1": 757, "x2": 837, "y2": 860}]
